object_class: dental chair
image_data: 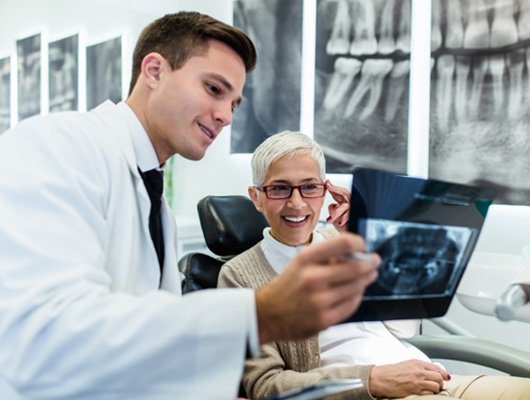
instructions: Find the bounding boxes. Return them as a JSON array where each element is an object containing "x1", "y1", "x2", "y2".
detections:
[
  {"x1": 178, "y1": 195, "x2": 530, "y2": 378},
  {"x1": 179, "y1": 195, "x2": 268, "y2": 293}
]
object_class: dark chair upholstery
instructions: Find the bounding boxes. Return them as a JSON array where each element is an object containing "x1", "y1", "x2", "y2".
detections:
[{"x1": 179, "y1": 195, "x2": 269, "y2": 294}]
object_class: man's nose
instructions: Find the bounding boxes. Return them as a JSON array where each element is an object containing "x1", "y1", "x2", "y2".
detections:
[{"x1": 213, "y1": 102, "x2": 233, "y2": 127}]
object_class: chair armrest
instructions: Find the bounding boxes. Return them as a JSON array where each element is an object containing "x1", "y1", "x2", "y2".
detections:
[{"x1": 406, "y1": 335, "x2": 530, "y2": 377}]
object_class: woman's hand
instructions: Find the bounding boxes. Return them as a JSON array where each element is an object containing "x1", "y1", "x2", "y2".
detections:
[
  {"x1": 369, "y1": 360, "x2": 450, "y2": 398},
  {"x1": 326, "y1": 180, "x2": 350, "y2": 232}
]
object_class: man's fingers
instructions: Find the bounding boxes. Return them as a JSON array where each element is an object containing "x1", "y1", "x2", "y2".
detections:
[
  {"x1": 300, "y1": 253, "x2": 379, "y2": 290},
  {"x1": 295, "y1": 234, "x2": 366, "y2": 265}
]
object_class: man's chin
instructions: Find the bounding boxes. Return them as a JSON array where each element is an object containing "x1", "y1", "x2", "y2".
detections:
[{"x1": 183, "y1": 148, "x2": 207, "y2": 161}]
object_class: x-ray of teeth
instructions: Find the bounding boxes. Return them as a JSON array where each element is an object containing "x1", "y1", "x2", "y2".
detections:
[
  {"x1": 17, "y1": 34, "x2": 41, "y2": 121},
  {"x1": 315, "y1": 0, "x2": 410, "y2": 174},
  {"x1": 86, "y1": 37, "x2": 122, "y2": 111},
  {"x1": 0, "y1": 57, "x2": 10, "y2": 135},
  {"x1": 49, "y1": 34, "x2": 78, "y2": 113},
  {"x1": 361, "y1": 219, "x2": 473, "y2": 299},
  {"x1": 430, "y1": 0, "x2": 530, "y2": 205},
  {"x1": 231, "y1": 0, "x2": 302, "y2": 154}
]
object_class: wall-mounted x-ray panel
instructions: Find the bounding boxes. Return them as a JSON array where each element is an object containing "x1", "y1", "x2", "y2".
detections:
[
  {"x1": 429, "y1": 0, "x2": 530, "y2": 205},
  {"x1": 86, "y1": 36, "x2": 122, "y2": 110},
  {"x1": 231, "y1": 0, "x2": 303, "y2": 154},
  {"x1": 49, "y1": 34, "x2": 79, "y2": 112},
  {"x1": 0, "y1": 57, "x2": 10, "y2": 134},
  {"x1": 17, "y1": 33, "x2": 41, "y2": 121},
  {"x1": 314, "y1": 0, "x2": 411, "y2": 173}
]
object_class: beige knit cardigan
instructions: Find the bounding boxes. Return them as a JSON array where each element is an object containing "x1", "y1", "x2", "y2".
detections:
[{"x1": 218, "y1": 242, "x2": 375, "y2": 400}]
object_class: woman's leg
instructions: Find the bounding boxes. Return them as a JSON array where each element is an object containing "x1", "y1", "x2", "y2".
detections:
[{"x1": 445, "y1": 375, "x2": 530, "y2": 399}]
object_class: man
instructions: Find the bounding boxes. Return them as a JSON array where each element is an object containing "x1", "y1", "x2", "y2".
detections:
[{"x1": 0, "y1": 12, "x2": 379, "y2": 399}]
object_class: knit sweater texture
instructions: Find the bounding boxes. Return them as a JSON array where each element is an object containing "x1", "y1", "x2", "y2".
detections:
[{"x1": 218, "y1": 241, "x2": 374, "y2": 400}]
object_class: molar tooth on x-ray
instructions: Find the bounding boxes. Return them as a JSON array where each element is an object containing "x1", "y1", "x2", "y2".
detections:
[
  {"x1": 463, "y1": 0, "x2": 489, "y2": 49},
  {"x1": 436, "y1": 55, "x2": 455, "y2": 133},
  {"x1": 468, "y1": 56, "x2": 489, "y2": 120},
  {"x1": 491, "y1": 0, "x2": 518, "y2": 47},
  {"x1": 384, "y1": 60, "x2": 410, "y2": 123},
  {"x1": 395, "y1": 0, "x2": 410, "y2": 53},
  {"x1": 378, "y1": 0, "x2": 397, "y2": 55},
  {"x1": 518, "y1": 0, "x2": 530, "y2": 40},
  {"x1": 431, "y1": 0, "x2": 442, "y2": 51},
  {"x1": 326, "y1": 0, "x2": 351, "y2": 55},
  {"x1": 445, "y1": 0, "x2": 464, "y2": 48},
  {"x1": 455, "y1": 56, "x2": 471, "y2": 124},
  {"x1": 506, "y1": 50, "x2": 525, "y2": 121},
  {"x1": 488, "y1": 54, "x2": 506, "y2": 115},
  {"x1": 344, "y1": 59, "x2": 393, "y2": 120},
  {"x1": 322, "y1": 57, "x2": 361, "y2": 111},
  {"x1": 349, "y1": 0, "x2": 378, "y2": 55},
  {"x1": 459, "y1": 0, "x2": 489, "y2": 123}
]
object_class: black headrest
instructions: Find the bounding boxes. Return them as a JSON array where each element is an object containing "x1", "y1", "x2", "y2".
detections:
[
  {"x1": 197, "y1": 195, "x2": 269, "y2": 257},
  {"x1": 179, "y1": 253, "x2": 224, "y2": 293}
]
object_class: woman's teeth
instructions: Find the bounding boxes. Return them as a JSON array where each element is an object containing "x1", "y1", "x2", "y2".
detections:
[{"x1": 283, "y1": 216, "x2": 307, "y2": 223}]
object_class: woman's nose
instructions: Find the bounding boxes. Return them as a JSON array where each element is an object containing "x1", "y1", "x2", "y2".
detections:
[{"x1": 287, "y1": 187, "x2": 307, "y2": 208}]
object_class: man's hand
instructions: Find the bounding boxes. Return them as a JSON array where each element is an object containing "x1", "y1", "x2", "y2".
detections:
[
  {"x1": 255, "y1": 233, "x2": 379, "y2": 344},
  {"x1": 369, "y1": 360, "x2": 450, "y2": 398}
]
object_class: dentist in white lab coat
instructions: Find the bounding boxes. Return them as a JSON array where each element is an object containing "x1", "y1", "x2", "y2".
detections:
[{"x1": 0, "y1": 12, "x2": 379, "y2": 400}]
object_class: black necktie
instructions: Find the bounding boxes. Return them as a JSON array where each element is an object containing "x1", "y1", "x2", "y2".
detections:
[{"x1": 138, "y1": 168, "x2": 165, "y2": 272}]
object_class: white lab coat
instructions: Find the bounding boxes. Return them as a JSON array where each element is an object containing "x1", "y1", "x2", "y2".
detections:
[{"x1": 0, "y1": 101, "x2": 254, "y2": 399}]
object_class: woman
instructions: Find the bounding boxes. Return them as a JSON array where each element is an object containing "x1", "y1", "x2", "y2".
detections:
[{"x1": 218, "y1": 131, "x2": 530, "y2": 400}]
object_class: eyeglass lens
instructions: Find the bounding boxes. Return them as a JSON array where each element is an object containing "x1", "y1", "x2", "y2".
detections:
[{"x1": 266, "y1": 184, "x2": 325, "y2": 199}]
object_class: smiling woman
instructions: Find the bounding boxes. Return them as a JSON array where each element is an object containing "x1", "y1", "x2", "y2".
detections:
[{"x1": 217, "y1": 132, "x2": 530, "y2": 400}]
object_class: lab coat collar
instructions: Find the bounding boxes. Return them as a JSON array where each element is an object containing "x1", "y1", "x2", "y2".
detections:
[{"x1": 90, "y1": 101, "x2": 180, "y2": 293}]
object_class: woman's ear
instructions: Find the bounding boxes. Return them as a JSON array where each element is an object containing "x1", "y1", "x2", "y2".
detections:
[{"x1": 248, "y1": 186, "x2": 263, "y2": 212}]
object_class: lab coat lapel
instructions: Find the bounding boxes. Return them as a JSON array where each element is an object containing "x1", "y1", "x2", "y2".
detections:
[
  {"x1": 92, "y1": 101, "x2": 161, "y2": 285},
  {"x1": 159, "y1": 200, "x2": 181, "y2": 294}
]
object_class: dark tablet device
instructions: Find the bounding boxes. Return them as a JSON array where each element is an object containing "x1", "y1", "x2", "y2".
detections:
[{"x1": 344, "y1": 167, "x2": 495, "y2": 322}]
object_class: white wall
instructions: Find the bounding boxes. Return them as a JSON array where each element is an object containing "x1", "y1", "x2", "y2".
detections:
[{"x1": 3, "y1": 0, "x2": 530, "y2": 376}]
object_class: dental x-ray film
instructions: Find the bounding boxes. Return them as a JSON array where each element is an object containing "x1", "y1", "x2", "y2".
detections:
[{"x1": 345, "y1": 167, "x2": 495, "y2": 322}]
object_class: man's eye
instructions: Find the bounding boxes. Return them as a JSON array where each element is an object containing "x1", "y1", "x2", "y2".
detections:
[{"x1": 207, "y1": 83, "x2": 220, "y2": 95}]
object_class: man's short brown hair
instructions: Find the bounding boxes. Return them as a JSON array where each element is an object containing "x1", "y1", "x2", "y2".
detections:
[{"x1": 128, "y1": 11, "x2": 257, "y2": 95}]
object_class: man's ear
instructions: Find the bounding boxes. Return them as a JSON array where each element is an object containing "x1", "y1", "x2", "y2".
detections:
[
  {"x1": 141, "y1": 52, "x2": 165, "y2": 89},
  {"x1": 248, "y1": 186, "x2": 263, "y2": 212}
]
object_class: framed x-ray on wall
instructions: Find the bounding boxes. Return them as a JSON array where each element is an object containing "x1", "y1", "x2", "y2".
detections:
[
  {"x1": 314, "y1": 0, "x2": 411, "y2": 174},
  {"x1": 429, "y1": 0, "x2": 530, "y2": 205},
  {"x1": 17, "y1": 33, "x2": 41, "y2": 121},
  {"x1": 231, "y1": 0, "x2": 303, "y2": 154},
  {"x1": 49, "y1": 34, "x2": 79, "y2": 112},
  {"x1": 0, "y1": 56, "x2": 10, "y2": 134},
  {"x1": 86, "y1": 36, "x2": 123, "y2": 110}
]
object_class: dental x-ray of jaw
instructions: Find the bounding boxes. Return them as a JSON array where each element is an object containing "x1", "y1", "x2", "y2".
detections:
[
  {"x1": 49, "y1": 34, "x2": 79, "y2": 113},
  {"x1": 430, "y1": 0, "x2": 530, "y2": 205},
  {"x1": 231, "y1": 0, "x2": 302, "y2": 154},
  {"x1": 17, "y1": 33, "x2": 41, "y2": 122},
  {"x1": 314, "y1": 0, "x2": 411, "y2": 174},
  {"x1": 361, "y1": 219, "x2": 473, "y2": 299}
]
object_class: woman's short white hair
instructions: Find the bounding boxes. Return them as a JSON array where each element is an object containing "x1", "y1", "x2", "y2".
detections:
[{"x1": 251, "y1": 131, "x2": 326, "y2": 186}]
